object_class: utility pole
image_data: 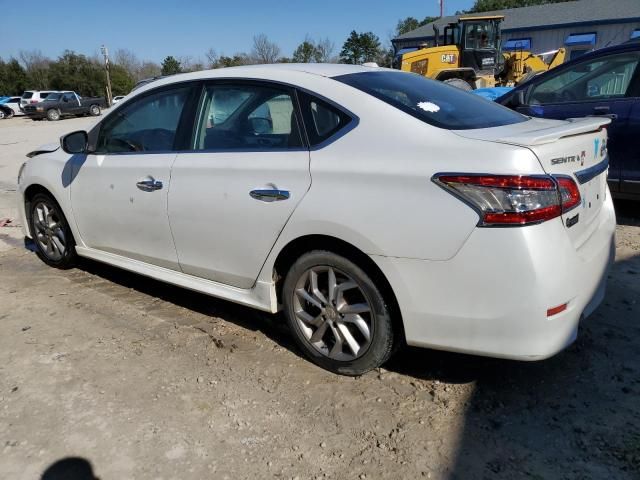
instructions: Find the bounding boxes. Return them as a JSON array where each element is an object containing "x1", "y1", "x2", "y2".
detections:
[
  {"x1": 100, "y1": 45, "x2": 113, "y2": 107},
  {"x1": 439, "y1": 0, "x2": 444, "y2": 18}
]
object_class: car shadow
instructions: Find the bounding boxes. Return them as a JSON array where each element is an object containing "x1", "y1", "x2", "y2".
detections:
[
  {"x1": 440, "y1": 249, "x2": 640, "y2": 478},
  {"x1": 73, "y1": 254, "x2": 297, "y2": 351}
]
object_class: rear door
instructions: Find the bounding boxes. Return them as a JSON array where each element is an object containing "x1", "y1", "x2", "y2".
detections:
[
  {"x1": 516, "y1": 51, "x2": 640, "y2": 194},
  {"x1": 169, "y1": 81, "x2": 311, "y2": 288}
]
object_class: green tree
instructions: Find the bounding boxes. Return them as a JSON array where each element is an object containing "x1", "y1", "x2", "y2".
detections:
[
  {"x1": 340, "y1": 31, "x2": 382, "y2": 65},
  {"x1": 292, "y1": 38, "x2": 318, "y2": 63},
  {"x1": 468, "y1": 0, "x2": 572, "y2": 12},
  {"x1": 161, "y1": 56, "x2": 182, "y2": 75},
  {"x1": 48, "y1": 51, "x2": 104, "y2": 96},
  {"x1": 0, "y1": 58, "x2": 28, "y2": 95},
  {"x1": 109, "y1": 64, "x2": 135, "y2": 95},
  {"x1": 396, "y1": 16, "x2": 439, "y2": 36}
]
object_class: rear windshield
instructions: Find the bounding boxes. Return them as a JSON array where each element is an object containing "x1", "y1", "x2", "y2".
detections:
[
  {"x1": 334, "y1": 71, "x2": 528, "y2": 130},
  {"x1": 22, "y1": 91, "x2": 34, "y2": 99}
]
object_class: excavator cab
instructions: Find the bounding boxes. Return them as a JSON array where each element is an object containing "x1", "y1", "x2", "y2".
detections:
[
  {"x1": 399, "y1": 15, "x2": 504, "y2": 89},
  {"x1": 454, "y1": 16, "x2": 503, "y2": 77}
]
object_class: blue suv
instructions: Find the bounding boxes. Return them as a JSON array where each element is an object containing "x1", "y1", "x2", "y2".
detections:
[{"x1": 498, "y1": 40, "x2": 640, "y2": 200}]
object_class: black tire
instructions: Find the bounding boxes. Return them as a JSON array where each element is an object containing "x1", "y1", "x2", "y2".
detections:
[
  {"x1": 46, "y1": 109, "x2": 60, "y2": 121},
  {"x1": 89, "y1": 104, "x2": 101, "y2": 116},
  {"x1": 29, "y1": 193, "x2": 77, "y2": 269},
  {"x1": 282, "y1": 250, "x2": 395, "y2": 375},
  {"x1": 443, "y1": 78, "x2": 473, "y2": 91}
]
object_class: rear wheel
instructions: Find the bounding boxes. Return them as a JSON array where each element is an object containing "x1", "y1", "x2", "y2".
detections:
[
  {"x1": 46, "y1": 109, "x2": 60, "y2": 121},
  {"x1": 443, "y1": 78, "x2": 473, "y2": 91},
  {"x1": 29, "y1": 193, "x2": 77, "y2": 269},
  {"x1": 89, "y1": 104, "x2": 101, "y2": 116},
  {"x1": 283, "y1": 251, "x2": 395, "y2": 375}
]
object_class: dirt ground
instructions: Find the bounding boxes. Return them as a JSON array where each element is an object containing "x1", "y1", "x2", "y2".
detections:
[{"x1": 0, "y1": 115, "x2": 639, "y2": 479}]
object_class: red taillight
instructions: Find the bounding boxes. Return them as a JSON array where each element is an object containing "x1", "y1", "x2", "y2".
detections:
[
  {"x1": 30, "y1": 100, "x2": 37, "y2": 103},
  {"x1": 556, "y1": 176, "x2": 581, "y2": 212},
  {"x1": 433, "y1": 174, "x2": 580, "y2": 226}
]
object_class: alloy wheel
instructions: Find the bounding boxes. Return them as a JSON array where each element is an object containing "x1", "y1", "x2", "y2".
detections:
[
  {"x1": 292, "y1": 266, "x2": 374, "y2": 361},
  {"x1": 33, "y1": 201, "x2": 67, "y2": 261}
]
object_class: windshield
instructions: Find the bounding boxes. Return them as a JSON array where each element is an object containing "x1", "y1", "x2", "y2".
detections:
[
  {"x1": 465, "y1": 21, "x2": 498, "y2": 49},
  {"x1": 44, "y1": 93, "x2": 62, "y2": 101},
  {"x1": 335, "y1": 71, "x2": 527, "y2": 130}
]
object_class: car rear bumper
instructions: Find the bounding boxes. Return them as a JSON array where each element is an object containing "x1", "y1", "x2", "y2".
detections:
[{"x1": 372, "y1": 193, "x2": 616, "y2": 360}]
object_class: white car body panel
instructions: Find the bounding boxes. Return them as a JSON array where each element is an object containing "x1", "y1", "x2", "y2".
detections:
[
  {"x1": 17, "y1": 64, "x2": 617, "y2": 361},
  {"x1": 170, "y1": 149, "x2": 311, "y2": 288},
  {"x1": 69, "y1": 153, "x2": 180, "y2": 270}
]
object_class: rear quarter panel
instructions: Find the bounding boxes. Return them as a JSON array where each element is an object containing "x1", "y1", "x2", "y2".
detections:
[{"x1": 259, "y1": 79, "x2": 546, "y2": 283}]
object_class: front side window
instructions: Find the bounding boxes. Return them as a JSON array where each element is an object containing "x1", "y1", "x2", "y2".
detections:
[
  {"x1": 62, "y1": 93, "x2": 75, "y2": 102},
  {"x1": 97, "y1": 86, "x2": 189, "y2": 153},
  {"x1": 336, "y1": 71, "x2": 527, "y2": 130},
  {"x1": 529, "y1": 52, "x2": 640, "y2": 104},
  {"x1": 194, "y1": 84, "x2": 302, "y2": 150}
]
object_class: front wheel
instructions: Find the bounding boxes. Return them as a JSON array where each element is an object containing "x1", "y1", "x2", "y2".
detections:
[
  {"x1": 89, "y1": 104, "x2": 101, "y2": 116},
  {"x1": 29, "y1": 193, "x2": 77, "y2": 269},
  {"x1": 283, "y1": 251, "x2": 395, "y2": 375},
  {"x1": 46, "y1": 109, "x2": 60, "y2": 121},
  {"x1": 443, "y1": 78, "x2": 473, "y2": 91}
]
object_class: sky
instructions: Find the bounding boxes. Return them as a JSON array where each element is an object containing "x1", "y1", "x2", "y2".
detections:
[{"x1": 0, "y1": 0, "x2": 475, "y2": 63}]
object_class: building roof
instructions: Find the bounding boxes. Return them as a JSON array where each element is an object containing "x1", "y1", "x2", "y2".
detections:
[{"x1": 394, "y1": 0, "x2": 640, "y2": 42}]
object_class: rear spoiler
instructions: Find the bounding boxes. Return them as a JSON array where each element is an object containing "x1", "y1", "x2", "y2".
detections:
[{"x1": 497, "y1": 117, "x2": 611, "y2": 146}]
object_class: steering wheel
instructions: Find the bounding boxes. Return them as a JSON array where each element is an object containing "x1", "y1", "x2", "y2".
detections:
[
  {"x1": 109, "y1": 137, "x2": 141, "y2": 152},
  {"x1": 140, "y1": 129, "x2": 175, "y2": 151}
]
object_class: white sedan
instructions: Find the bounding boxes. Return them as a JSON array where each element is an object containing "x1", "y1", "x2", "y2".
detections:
[{"x1": 17, "y1": 64, "x2": 615, "y2": 375}]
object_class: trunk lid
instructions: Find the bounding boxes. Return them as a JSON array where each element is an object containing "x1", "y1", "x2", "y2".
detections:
[{"x1": 453, "y1": 117, "x2": 611, "y2": 249}]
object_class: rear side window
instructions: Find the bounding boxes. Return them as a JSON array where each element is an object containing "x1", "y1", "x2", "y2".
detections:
[
  {"x1": 335, "y1": 71, "x2": 527, "y2": 130},
  {"x1": 298, "y1": 91, "x2": 352, "y2": 145},
  {"x1": 193, "y1": 83, "x2": 302, "y2": 151}
]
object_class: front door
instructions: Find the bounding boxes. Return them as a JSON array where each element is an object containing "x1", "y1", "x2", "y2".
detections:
[
  {"x1": 70, "y1": 85, "x2": 193, "y2": 270},
  {"x1": 518, "y1": 51, "x2": 640, "y2": 193},
  {"x1": 169, "y1": 82, "x2": 311, "y2": 288}
]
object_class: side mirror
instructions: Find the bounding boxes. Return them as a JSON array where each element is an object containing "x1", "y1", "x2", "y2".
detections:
[{"x1": 61, "y1": 130, "x2": 88, "y2": 154}]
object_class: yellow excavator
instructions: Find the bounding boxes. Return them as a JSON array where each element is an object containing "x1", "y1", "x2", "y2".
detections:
[{"x1": 397, "y1": 15, "x2": 565, "y2": 90}]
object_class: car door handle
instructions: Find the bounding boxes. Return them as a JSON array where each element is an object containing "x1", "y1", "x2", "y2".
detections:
[
  {"x1": 136, "y1": 177, "x2": 163, "y2": 191},
  {"x1": 593, "y1": 106, "x2": 618, "y2": 120},
  {"x1": 249, "y1": 189, "x2": 290, "y2": 202}
]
